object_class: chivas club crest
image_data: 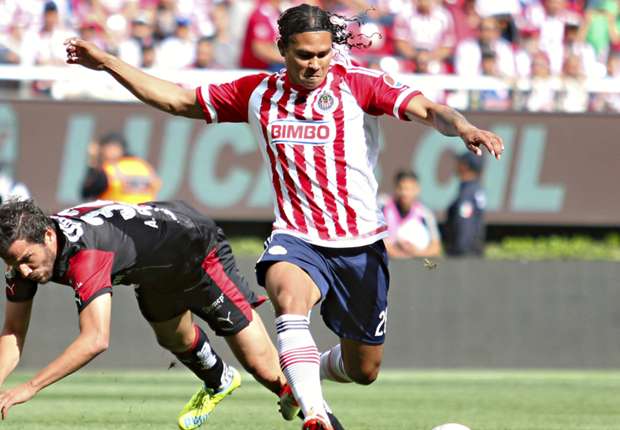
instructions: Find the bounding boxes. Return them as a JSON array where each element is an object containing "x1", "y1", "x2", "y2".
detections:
[
  {"x1": 383, "y1": 74, "x2": 404, "y2": 89},
  {"x1": 315, "y1": 90, "x2": 338, "y2": 113}
]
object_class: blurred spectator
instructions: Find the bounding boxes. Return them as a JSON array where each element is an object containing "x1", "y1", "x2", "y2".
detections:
[
  {"x1": 494, "y1": 12, "x2": 520, "y2": 43},
  {"x1": 0, "y1": 23, "x2": 24, "y2": 93},
  {"x1": 412, "y1": 49, "x2": 446, "y2": 102},
  {"x1": 1, "y1": 0, "x2": 72, "y2": 33},
  {"x1": 0, "y1": 163, "x2": 30, "y2": 204},
  {"x1": 0, "y1": 25, "x2": 23, "y2": 66},
  {"x1": 393, "y1": 0, "x2": 456, "y2": 74},
  {"x1": 183, "y1": 0, "x2": 219, "y2": 38},
  {"x1": 474, "y1": 49, "x2": 512, "y2": 110},
  {"x1": 521, "y1": 51, "x2": 558, "y2": 112},
  {"x1": 582, "y1": 0, "x2": 620, "y2": 60},
  {"x1": 118, "y1": 15, "x2": 154, "y2": 67},
  {"x1": 78, "y1": 20, "x2": 107, "y2": 51},
  {"x1": 454, "y1": 17, "x2": 516, "y2": 77},
  {"x1": 444, "y1": 0, "x2": 480, "y2": 42},
  {"x1": 556, "y1": 53, "x2": 589, "y2": 112},
  {"x1": 474, "y1": 0, "x2": 521, "y2": 18},
  {"x1": 369, "y1": 0, "x2": 409, "y2": 16},
  {"x1": 156, "y1": 17, "x2": 195, "y2": 69},
  {"x1": 141, "y1": 43, "x2": 156, "y2": 68},
  {"x1": 192, "y1": 36, "x2": 218, "y2": 68},
  {"x1": 209, "y1": 1, "x2": 240, "y2": 68},
  {"x1": 591, "y1": 49, "x2": 620, "y2": 111},
  {"x1": 522, "y1": 0, "x2": 575, "y2": 74},
  {"x1": 514, "y1": 25, "x2": 542, "y2": 77},
  {"x1": 562, "y1": 16, "x2": 606, "y2": 78},
  {"x1": 444, "y1": 152, "x2": 486, "y2": 257},
  {"x1": 475, "y1": 0, "x2": 522, "y2": 42},
  {"x1": 382, "y1": 170, "x2": 441, "y2": 259},
  {"x1": 153, "y1": 0, "x2": 179, "y2": 41},
  {"x1": 239, "y1": 0, "x2": 283, "y2": 71},
  {"x1": 21, "y1": 1, "x2": 76, "y2": 67},
  {"x1": 81, "y1": 132, "x2": 161, "y2": 204},
  {"x1": 20, "y1": 1, "x2": 76, "y2": 95}
]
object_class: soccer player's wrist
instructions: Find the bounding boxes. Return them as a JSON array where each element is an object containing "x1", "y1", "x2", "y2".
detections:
[
  {"x1": 101, "y1": 53, "x2": 122, "y2": 73},
  {"x1": 26, "y1": 379, "x2": 41, "y2": 393}
]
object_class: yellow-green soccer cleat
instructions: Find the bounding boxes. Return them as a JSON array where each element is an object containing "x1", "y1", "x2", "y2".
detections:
[
  {"x1": 278, "y1": 383, "x2": 301, "y2": 421},
  {"x1": 177, "y1": 366, "x2": 241, "y2": 430}
]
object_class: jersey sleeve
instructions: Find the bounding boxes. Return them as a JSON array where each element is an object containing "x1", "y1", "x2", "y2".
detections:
[
  {"x1": 65, "y1": 249, "x2": 114, "y2": 312},
  {"x1": 195, "y1": 73, "x2": 269, "y2": 124},
  {"x1": 345, "y1": 67, "x2": 422, "y2": 121},
  {"x1": 5, "y1": 269, "x2": 37, "y2": 302}
]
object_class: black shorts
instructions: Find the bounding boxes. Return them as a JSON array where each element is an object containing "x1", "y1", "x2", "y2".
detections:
[{"x1": 135, "y1": 231, "x2": 266, "y2": 336}]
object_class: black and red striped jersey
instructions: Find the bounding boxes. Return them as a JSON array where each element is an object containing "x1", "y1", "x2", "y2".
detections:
[{"x1": 5, "y1": 200, "x2": 220, "y2": 312}]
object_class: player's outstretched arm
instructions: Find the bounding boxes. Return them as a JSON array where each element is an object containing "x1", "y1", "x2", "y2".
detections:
[
  {"x1": 405, "y1": 95, "x2": 504, "y2": 160},
  {"x1": 64, "y1": 38, "x2": 203, "y2": 119},
  {"x1": 0, "y1": 300, "x2": 34, "y2": 387},
  {"x1": 0, "y1": 293, "x2": 111, "y2": 419}
]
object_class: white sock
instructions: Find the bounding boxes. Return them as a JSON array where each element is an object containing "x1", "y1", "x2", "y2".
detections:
[
  {"x1": 320, "y1": 344, "x2": 352, "y2": 383},
  {"x1": 276, "y1": 314, "x2": 327, "y2": 418}
]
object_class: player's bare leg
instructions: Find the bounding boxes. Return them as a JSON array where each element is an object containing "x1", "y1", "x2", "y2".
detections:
[
  {"x1": 265, "y1": 262, "x2": 332, "y2": 428},
  {"x1": 150, "y1": 311, "x2": 233, "y2": 389},
  {"x1": 321, "y1": 339, "x2": 383, "y2": 385},
  {"x1": 224, "y1": 308, "x2": 286, "y2": 395},
  {"x1": 150, "y1": 311, "x2": 240, "y2": 430}
]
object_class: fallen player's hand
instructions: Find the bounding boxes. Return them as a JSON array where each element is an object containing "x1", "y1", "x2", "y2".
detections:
[
  {"x1": 0, "y1": 382, "x2": 37, "y2": 419},
  {"x1": 460, "y1": 127, "x2": 504, "y2": 160},
  {"x1": 64, "y1": 38, "x2": 109, "y2": 71}
]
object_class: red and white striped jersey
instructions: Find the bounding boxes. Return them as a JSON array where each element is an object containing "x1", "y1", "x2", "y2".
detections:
[{"x1": 196, "y1": 64, "x2": 421, "y2": 248}]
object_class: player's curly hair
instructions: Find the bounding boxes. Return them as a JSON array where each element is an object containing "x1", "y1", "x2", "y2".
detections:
[
  {"x1": 0, "y1": 199, "x2": 53, "y2": 257},
  {"x1": 277, "y1": 3, "x2": 371, "y2": 50}
]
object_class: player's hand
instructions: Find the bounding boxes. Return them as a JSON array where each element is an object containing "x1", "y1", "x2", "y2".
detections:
[
  {"x1": 0, "y1": 382, "x2": 37, "y2": 419},
  {"x1": 460, "y1": 127, "x2": 504, "y2": 160},
  {"x1": 64, "y1": 38, "x2": 109, "y2": 71}
]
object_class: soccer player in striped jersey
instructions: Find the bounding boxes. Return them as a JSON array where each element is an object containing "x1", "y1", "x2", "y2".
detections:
[{"x1": 65, "y1": 4, "x2": 503, "y2": 429}]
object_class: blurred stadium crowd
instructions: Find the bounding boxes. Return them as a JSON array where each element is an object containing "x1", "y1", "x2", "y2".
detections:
[{"x1": 1, "y1": 0, "x2": 620, "y2": 112}]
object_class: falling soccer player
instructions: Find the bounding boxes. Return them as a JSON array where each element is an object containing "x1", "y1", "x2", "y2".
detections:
[{"x1": 0, "y1": 199, "x2": 298, "y2": 429}]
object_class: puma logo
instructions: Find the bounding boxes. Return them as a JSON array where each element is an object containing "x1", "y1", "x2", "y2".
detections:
[{"x1": 217, "y1": 312, "x2": 234, "y2": 327}]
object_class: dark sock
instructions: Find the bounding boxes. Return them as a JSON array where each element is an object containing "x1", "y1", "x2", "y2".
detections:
[{"x1": 174, "y1": 325, "x2": 227, "y2": 391}]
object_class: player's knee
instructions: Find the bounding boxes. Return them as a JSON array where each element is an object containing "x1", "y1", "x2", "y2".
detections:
[
  {"x1": 345, "y1": 361, "x2": 381, "y2": 385},
  {"x1": 270, "y1": 286, "x2": 313, "y2": 315},
  {"x1": 350, "y1": 369, "x2": 379, "y2": 385},
  {"x1": 265, "y1": 264, "x2": 318, "y2": 315}
]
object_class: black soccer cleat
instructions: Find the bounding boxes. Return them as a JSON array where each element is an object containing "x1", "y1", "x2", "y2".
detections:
[{"x1": 327, "y1": 412, "x2": 345, "y2": 430}]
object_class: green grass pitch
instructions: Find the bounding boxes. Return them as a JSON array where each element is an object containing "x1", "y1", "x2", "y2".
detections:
[{"x1": 2, "y1": 370, "x2": 619, "y2": 429}]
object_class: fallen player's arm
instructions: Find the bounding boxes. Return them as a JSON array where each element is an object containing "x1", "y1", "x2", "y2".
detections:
[
  {"x1": 404, "y1": 95, "x2": 504, "y2": 159},
  {"x1": 0, "y1": 300, "x2": 34, "y2": 386},
  {"x1": 30, "y1": 293, "x2": 112, "y2": 389},
  {"x1": 0, "y1": 293, "x2": 111, "y2": 419},
  {"x1": 65, "y1": 38, "x2": 202, "y2": 119}
]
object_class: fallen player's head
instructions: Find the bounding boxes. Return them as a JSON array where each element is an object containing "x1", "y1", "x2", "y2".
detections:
[{"x1": 0, "y1": 199, "x2": 57, "y2": 283}]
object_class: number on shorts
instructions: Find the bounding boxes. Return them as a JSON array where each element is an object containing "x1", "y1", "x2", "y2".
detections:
[{"x1": 375, "y1": 309, "x2": 388, "y2": 337}]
